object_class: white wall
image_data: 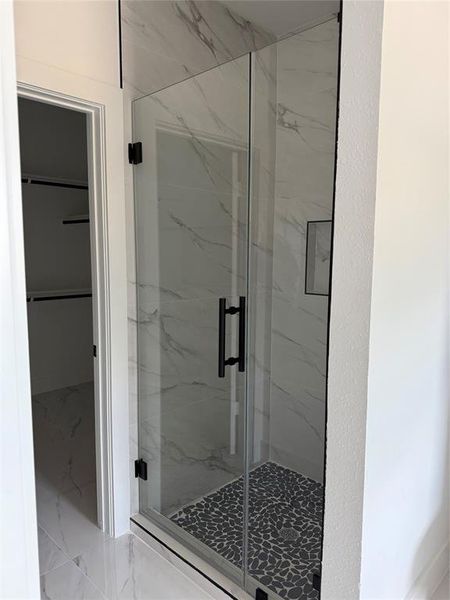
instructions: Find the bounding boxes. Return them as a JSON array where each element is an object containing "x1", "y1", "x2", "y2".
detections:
[
  {"x1": 323, "y1": 2, "x2": 449, "y2": 599},
  {"x1": 0, "y1": 1, "x2": 40, "y2": 596},
  {"x1": 321, "y1": 1, "x2": 384, "y2": 598},
  {"x1": 14, "y1": 0, "x2": 119, "y2": 88},
  {"x1": 360, "y1": 1, "x2": 449, "y2": 598},
  {"x1": 19, "y1": 99, "x2": 94, "y2": 394},
  {"x1": 27, "y1": 296, "x2": 93, "y2": 394},
  {"x1": 19, "y1": 97, "x2": 88, "y2": 181}
]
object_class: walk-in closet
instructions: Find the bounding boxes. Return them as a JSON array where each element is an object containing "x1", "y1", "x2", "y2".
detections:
[{"x1": 19, "y1": 97, "x2": 99, "y2": 558}]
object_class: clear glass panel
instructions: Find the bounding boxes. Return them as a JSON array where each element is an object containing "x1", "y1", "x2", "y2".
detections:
[
  {"x1": 305, "y1": 221, "x2": 332, "y2": 296},
  {"x1": 134, "y1": 54, "x2": 250, "y2": 584},
  {"x1": 133, "y1": 16, "x2": 340, "y2": 599},
  {"x1": 245, "y1": 18, "x2": 340, "y2": 600}
]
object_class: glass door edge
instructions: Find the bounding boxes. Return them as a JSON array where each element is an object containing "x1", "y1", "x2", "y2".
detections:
[{"x1": 131, "y1": 512, "x2": 252, "y2": 600}]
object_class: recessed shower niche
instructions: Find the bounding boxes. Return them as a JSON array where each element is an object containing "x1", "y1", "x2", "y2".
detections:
[{"x1": 130, "y1": 8, "x2": 340, "y2": 600}]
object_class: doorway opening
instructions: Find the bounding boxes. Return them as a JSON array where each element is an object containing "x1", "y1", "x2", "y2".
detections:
[{"x1": 18, "y1": 95, "x2": 104, "y2": 567}]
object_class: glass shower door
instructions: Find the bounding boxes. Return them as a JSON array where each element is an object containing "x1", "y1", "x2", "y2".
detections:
[
  {"x1": 133, "y1": 55, "x2": 250, "y2": 583},
  {"x1": 244, "y1": 19, "x2": 340, "y2": 600},
  {"x1": 132, "y1": 16, "x2": 340, "y2": 599}
]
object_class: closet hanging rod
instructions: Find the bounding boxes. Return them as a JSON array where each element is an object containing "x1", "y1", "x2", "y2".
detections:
[
  {"x1": 27, "y1": 290, "x2": 92, "y2": 302},
  {"x1": 21, "y1": 175, "x2": 88, "y2": 190}
]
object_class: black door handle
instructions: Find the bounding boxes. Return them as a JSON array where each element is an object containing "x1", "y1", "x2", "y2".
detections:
[
  {"x1": 218, "y1": 298, "x2": 227, "y2": 378},
  {"x1": 238, "y1": 296, "x2": 245, "y2": 373},
  {"x1": 218, "y1": 297, "x2": 246, "y2": 378}
]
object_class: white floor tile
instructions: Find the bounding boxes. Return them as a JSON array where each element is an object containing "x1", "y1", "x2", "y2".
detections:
[
  {"x1": 33, "y1": 384, "x2": 96, "y2": 496},
  {"x1": 37, "y1": 481, "x2": 107, "y2": 560},
  {"x1": 73, "y1": 532, "x2": 213, "y2": 600},
  {"x1": 433, "y1": 576, "x2": 450, "y2": 600},
  {"x1": 41, "y1": 561, "x2": 106, "y2": 600},
  {"x1": 38, "y1": 527, "x2": 69, "y2": 576},
  {"x1": 34, "y1": 383, "x2": 217, "y2": 600}
]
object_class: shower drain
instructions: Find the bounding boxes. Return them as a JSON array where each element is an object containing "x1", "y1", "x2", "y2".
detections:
[{"x1": 278, "y1": 527, "x2": 300, "y2": 541}]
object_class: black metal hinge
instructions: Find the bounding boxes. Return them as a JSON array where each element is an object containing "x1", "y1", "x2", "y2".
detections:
[
  {"x1": 134, "y1": 458, "x2": 148, "y2": 480},
  {"x1": 93, "y1": 344, "x2": 97, "y2": 357},
  {"x1": 255, "y1": 589, "x2": 268, "y2": 600},
  {"x1": 128, "y1": 142, "x2": 142, "y2": 165}
]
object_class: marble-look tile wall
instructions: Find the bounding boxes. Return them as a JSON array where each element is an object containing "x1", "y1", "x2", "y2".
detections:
[
  {"x1": 124, "y1": 1, "x2": 275, "y2": 516},
  {"x1": 122, "y1": 0, "x2": 273, "y2": 98},
  {"x1": 126, "y1": 1, "x2": 338, "y2": 514},
  {"x1": 247, "y1": 44, "x2": 277, "y2": 466},
  {"x1": 134, "y1": 56, "x2": 253, "y2": 515},
  {"x1": 269, "y1": 19, "x2": 339, "y2": 482}
]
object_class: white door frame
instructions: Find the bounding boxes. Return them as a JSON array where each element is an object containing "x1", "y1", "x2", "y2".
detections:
[
  {"x1": 14, "y1": 48, "x2": 130, "y2": 537},
  {"x1": 17, "y1": 83, "x2": 115, "y2": 536}
]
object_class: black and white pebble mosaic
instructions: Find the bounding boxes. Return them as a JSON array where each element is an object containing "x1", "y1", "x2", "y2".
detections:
[{"x1": 171, "y1": 461, "x2": 323, "y2": 600}]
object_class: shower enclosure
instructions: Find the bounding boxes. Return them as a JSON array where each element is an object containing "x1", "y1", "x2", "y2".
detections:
[{"x1": 132, "y1": 17, "x2": 340, "y2": 600}]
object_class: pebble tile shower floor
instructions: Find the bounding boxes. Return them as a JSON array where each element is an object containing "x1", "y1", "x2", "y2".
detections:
[{"x1": 171, "y1": 461, "x2": 323, "y2": 600}]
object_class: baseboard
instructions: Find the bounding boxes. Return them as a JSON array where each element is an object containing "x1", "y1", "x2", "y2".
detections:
[{"x1": 406, "y1": 543, "x2": 449, "y2": 600}]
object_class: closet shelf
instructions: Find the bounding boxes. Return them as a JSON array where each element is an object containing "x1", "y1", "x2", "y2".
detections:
[
  {"x1": 62, "y1": 214, "x2": 90, "y2": 225},
  {"x1": 21, "y1": 173, "x2": 88, "y2": 190},
  {"x1": 26, "y1": 289, "x2": 92, "y2": 302}
]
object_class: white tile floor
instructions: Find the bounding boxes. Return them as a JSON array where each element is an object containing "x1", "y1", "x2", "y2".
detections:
[
  {"x1": 34, "y1": 385, "x2": 448, "y2": 600},
  {"x1": 433, "y1": 576, "x2": 450, "y2": 600},
  {"x1": 33, "y1": 385, "x2": 220, "y2": 600}
]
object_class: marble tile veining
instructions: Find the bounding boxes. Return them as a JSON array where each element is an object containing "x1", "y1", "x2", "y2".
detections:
[
  {"x1": 34, "y1": 383, "x2": 219, "y2": 599},
  {"x1": 36, "y1": 481, "x2": 107, "y2": 561},
  {"x1": 134, "y1": 55, "x2": 251, "y2": 517},
  {"x1": 432, "y1": 577, "x2": 450, "y2": 600},
  {"x1": 38, "y1": 527, "x2": 70, "y2": 576},
  {"x1": 122, "y1": 0, "x2": 273, "y2": 98},
  {"x1": 32, "y1": 382, "x2": 96, "y2": 497},
  {"x1": 269, "y1": 19, "x2": 339, "y2": 481},
  {"x1": 125, "y1": 15, "x2": 340, "y2": 600},
  {"x1": 41, "y1": 561, "x2": 106, "y2": 600},
  {"x1": 74, "y1": 533, "x2": 214, "y2": 600}
]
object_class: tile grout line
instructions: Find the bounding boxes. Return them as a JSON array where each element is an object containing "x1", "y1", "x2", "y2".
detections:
[
  {"x1": 40, "y1": 557, "x2": 108, "y2": 600},
  {"x1": 69, "y1": 555, "x2": 109, "y2": 600},
  {"x1": 38, "y1": 524, "x2": 73, "y2": 568}
]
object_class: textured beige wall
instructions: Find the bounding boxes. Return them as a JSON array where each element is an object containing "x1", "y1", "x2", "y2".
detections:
[
  {"x1": 322, "y1": 1, "x2": 384, "y2": 598},
  {"x1": 361, "y1": 1, "x2": 449, "y2": 597}
]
